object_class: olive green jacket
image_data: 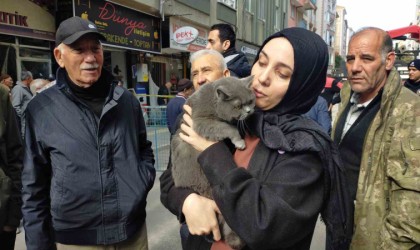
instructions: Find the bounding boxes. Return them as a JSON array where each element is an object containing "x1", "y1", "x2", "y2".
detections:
[
  {"x1": 332, "y1": 68, "x2": 420, "y2": 249},
  {"x1": 0, "y1": 84, "x2": 23, "y2": 228}
]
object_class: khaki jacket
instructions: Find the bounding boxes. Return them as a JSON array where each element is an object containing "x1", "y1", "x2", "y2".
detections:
[
  {"x1": 0, "y1": 84, "x2": 23, "y2": 228},
  {"x1": 333, "y1": 68, "x2": 420, "y2": 249}
]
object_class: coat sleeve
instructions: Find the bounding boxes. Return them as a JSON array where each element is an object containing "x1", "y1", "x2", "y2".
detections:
[
  {"x1": 2, "y1": 91, "x2": 24, "y2": 228},
  {"x1": 22, "y1": 110, "x2": 55, "y2": 250},
  {"x1": 198, "y1": 142, "x2": 324, "y2": 249},
  {"x1": 380, "y1": 100, "x2": 420, "y2": 249}
]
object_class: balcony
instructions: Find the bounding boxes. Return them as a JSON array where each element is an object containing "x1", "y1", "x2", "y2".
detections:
[
  {"x1": 303, "y1": 0, "x2": 316, "y2": 10},
  {"x1": 290, "y1": 0, "x2": 303, "y2": 7}
]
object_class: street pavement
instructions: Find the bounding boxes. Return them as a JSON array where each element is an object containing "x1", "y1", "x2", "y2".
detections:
[{"x1": 14, "y1": 171, "x2": 326, "y2": 250}]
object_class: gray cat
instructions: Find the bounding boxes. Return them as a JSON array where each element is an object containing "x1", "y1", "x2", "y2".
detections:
[{"x1": 171, "y1": 76, "x2": 255, "y2": 250}]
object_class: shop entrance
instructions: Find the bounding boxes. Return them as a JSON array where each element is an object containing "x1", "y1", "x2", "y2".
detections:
[{"x1": 20, "y1": 60, "x2": 51, "y2": 80}]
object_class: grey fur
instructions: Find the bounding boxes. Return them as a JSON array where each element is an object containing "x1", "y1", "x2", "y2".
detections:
[{"x1": 171, "y1": 76, "x2": 255, "y2": 249}]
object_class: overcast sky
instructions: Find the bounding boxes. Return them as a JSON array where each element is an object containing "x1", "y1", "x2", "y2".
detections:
[{"x1": 336, "y1": 0, "x2": 417, "y2": 31}]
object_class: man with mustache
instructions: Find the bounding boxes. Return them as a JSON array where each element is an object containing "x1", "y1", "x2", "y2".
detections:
[
  {"x1": 21, "y1": 16, "x2": 155, "y2": 250},
  {"x1": 332, "y1": 27, "x2": 420, "y2": 249}
]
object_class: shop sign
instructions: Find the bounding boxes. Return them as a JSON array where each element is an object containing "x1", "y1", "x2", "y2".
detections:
[
  {"x1": 169, "y1": 19, "x2": 207, "y2": 52},
  {"x1": 0, "y1": 0, "x2": 55, "y2": 40},
  {"x1": 173, "y1": 26, "x2": 199, "y2": 45},
  {"x1": 74, "y1": 0, "x2": 161, "y2": 53}
]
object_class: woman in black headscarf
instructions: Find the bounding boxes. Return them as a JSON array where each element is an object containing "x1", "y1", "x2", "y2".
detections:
[{"x1": 179, "y1": 27, "x2": 353, "y2": 250}]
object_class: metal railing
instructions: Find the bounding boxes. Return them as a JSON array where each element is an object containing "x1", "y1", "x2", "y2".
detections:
[{"x1": 144, "y1": 106, "x2": 171, "y2": 171}]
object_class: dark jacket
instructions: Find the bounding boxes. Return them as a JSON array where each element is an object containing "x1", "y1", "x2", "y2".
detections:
[
  {"x1": 166, "y1": 94, "x2": 187, "y2": 134},
  {"x1": 224, "y1": 48, "x2": 251, "y2": 78},
  {"x1": 0, "y1": 84, "x2": 23, "y2": 229},
  {"x1": 304, "y1": 96, "x2": 332, "y2": 135},
  {"x1": 158, "y1": 86, "x2": 170, "y2": 105},
  {"x1": 22, "y1": 68, "x2": 155, "y2": 249},
  {"x1": 403, "y1": 78, "x2": 420, "y2": 95},
  {"x1": 161, "y1": 138, "x2": 324, "y2": 250}
]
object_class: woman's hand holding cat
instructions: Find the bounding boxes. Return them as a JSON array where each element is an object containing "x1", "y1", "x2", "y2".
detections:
[
  {"x1": 182, "y1": 193, "x2": 222, "y2": 241},
  {"x1": 179, "y1": 105, "x2": 217, "y2": 152}
]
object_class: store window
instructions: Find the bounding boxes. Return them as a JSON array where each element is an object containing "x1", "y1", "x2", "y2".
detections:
[
  {"x1": 218, "y1": 0, "x2": 236, "y2": 9},
  {"x1": 21, "y1": 61, "x2": 51, "y2": 80},
  {"x1": 19, "y1": 37, "x2": 51, "y2": 48},
  {"x1": 258, "y1": 0, "x2": 266, "y2": 21},
  {"x1": 245, "y1": 0, "x2": 252, "y2": 12}
]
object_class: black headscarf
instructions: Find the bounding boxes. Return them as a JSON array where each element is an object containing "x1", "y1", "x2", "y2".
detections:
[{"x1": 246, "y1": 27, "x2": 353, "y2": 249}]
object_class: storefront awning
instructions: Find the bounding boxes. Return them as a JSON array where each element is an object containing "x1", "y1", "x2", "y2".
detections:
[{"x1": 387, "y1": 25, "x2": 420, "y2": 40}]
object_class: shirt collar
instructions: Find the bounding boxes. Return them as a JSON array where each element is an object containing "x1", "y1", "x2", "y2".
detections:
[{"x1": 350, "y1": 92, "x2": 374, "y2": 108}]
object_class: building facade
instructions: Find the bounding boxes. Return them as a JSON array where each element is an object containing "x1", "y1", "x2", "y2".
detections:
[{"x1": 2, "y1": 0, "x2": 354, "y2": 90}]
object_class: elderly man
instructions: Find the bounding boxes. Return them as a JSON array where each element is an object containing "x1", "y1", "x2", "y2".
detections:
[
  {"x1": 11, "y1": 70, "x2": 33, "y2": 134},
  {"x1": 0, "y1": 84, "x2": 23, "y2": 250},
  {"x1": 11, "y1": 71, "x2": 33, "y2": 118},
  {"x1": 160, "y1": 49, "x2": 230, "y2": 249},
  {"x1": 29, "y1": 78, "x2": 49, "y2": 95},
  {"x1": 22, "y1": 16, "x2": 155, "y2": 249},
  {"x1": 332, "y1": 27, "x2": 420, "y2": 249}
]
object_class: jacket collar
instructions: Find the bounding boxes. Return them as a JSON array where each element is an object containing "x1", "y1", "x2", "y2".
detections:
[{"x1": 55, "y1": 67, "x2": 121, "y2": 103}]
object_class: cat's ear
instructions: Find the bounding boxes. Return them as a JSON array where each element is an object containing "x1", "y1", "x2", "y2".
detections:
[
  {"x1": 242, "y1": 75, "x2": 254, "y2": 88},
  {"x1": 216, "y1": 86, "x2": 231, "y2": 101}
]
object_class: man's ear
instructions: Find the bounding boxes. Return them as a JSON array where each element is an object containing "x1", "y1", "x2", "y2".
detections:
[
  {"x1": 385, "y1": 51, "x2": 396, "y2": 70},
  {"x1": 223, "y1": 69, "x2": 231, "y2": 77},
  {"x1": 54, "y1": 47, "x2": 65, "y2": 68},
  {"x1": 222, "y1": 39, "x2": 231, "y2": 51}
]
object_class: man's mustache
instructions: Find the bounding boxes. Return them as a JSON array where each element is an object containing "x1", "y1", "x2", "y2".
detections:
[{"x1": 80, "y1": 63, "x2": 99, "y2": 70}]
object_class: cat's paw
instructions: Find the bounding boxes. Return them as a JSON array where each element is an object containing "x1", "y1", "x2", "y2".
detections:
[
  {"x1": 232, "y1": 139, "x2": 246, "y2": 150},
  {"x1": 225, "y1": 231, "x2": 246, "y2": 250}
]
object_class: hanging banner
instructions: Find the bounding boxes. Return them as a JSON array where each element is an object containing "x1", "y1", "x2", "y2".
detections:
[{"x1": 74, "y1": 0, "x2": 161, "y2": 53}]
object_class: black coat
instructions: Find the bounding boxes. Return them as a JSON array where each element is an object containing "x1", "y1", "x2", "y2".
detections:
[
  {"x1": 226, "y1": 51, "x2": 251, "y2": 78},
  {"x1": 0, "y1": 85, "x2": 23, "y2": 229},
  {"x1": 160, "y1": 139, "x2": 324, "y2": 250},
  {"x1": 22, "y1": 68, "x2": 156, "y2": 249}
]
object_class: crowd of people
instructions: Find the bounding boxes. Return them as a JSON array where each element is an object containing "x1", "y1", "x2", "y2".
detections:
[{"x1": 0, "y1": 15, "x2": 419, "y2": 250}]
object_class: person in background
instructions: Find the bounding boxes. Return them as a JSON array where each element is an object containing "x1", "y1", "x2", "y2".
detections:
[
  {"x1": 158, "y1": 81, "x2": 172, "y2": 105},
  {"x1": 22, "y1": 16, "x2": 155, "y2": 250},
  {"x1": 321, "y1": 75, "x2": 343, "y2": 112},
  {"x1": 0, "y1": 84, "x2": 23, "y2": 250},
  {"x1": 0, "y1": 74, "x2": 14, "y2": 92},
  {"x1": 332, "y1": 27, "x2": 420, "y2": 249},
  {"x1": 404, "y1": 58, "x2": 420, "y2": 96},
  {"x1": 160, "y1": 49, "x2": 230, "y2": 249},
  {"x1": 11, "y1": 70, "x2": 33, "y2": 123},
  {"x1": 304, "y1": 95, "x2": 332, "y2": 135},
  {"x1": 29, "y1": 78, "x2": 49, "y2": 96},
  {"x1": 163, "y1": 28, "x2": 352, "y2": 250},
  {"x1": 166, "y1": 78, "x2": 194, "y2": 135},
  {"x1": 206, "y1": 23, "x2": 251, "y2": 78}
]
